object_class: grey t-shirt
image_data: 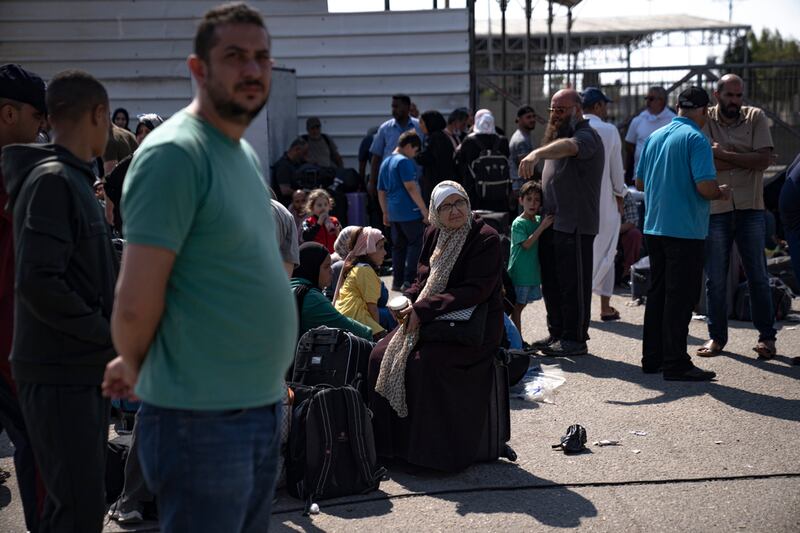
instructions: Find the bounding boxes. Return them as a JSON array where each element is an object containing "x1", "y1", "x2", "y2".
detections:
[
  {"x1": 271, "y1": 199, "x2": 300, "y2": 267},
  {"x1": 509, "y1": 128, "x2": 534, "y2": 185},
  {"x1": 541, "y1": 119, "x2": 604, "y2": 235}
]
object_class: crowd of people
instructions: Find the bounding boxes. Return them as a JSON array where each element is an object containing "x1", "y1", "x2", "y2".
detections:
[{"x1": 0, "y1": 2, "x2": 798, "y2": 533}]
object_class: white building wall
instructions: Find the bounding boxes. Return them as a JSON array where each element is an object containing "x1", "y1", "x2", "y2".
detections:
[{"x1": 0, "y1": 0, "x2": 469, "y2": 167}]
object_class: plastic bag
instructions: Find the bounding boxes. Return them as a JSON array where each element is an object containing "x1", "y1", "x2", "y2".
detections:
[{"x1": 513, "y1": 363, "x2": 566, "y2": 404}]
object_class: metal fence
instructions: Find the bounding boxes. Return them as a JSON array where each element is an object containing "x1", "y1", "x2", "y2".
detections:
[{"x1": 477, "y1": 62, "x2": 800, "y2": 165}]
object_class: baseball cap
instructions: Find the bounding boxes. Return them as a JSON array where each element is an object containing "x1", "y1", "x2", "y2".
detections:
[
  {"x1": 581, "y1": 87, "x2": 612, "y2": 107},
  {"x1": 136, "y1": 113, "x2": 164, "y2": 130},
  {"x1": 306, "y1": 116, "x2": 321, "y2": 129},
  {"x1": 0, "y1": 64, "x2": 47, "y2": 114},
  {"x1": 516, "y1": 105, "x2": 536, "y2": 118},
  {"x1": 677, "y1": 86, "x2": 710, "y2": 109}
]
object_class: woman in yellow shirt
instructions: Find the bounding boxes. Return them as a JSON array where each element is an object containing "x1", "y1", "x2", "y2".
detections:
[{"x1": 333, "y1": 227, "x2": 388, "y2": 337}]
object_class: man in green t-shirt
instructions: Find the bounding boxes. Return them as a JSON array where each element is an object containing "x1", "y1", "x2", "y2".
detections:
[{"x1": 101, "y1": 4, "x2": 296, "y2": 531}]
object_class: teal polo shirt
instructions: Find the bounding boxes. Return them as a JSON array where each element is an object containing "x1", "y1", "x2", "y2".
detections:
[{"x1": 637, "y1": 117, "x2": 717, "y2": 240}]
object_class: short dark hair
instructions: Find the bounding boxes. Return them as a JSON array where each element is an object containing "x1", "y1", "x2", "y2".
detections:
[
  {"x1": 397, "y1": 130, "x2": 421, "y2": 149},
  {"x1": 289, "y1": 137, "x2": 308, "y2": 150},
  {"x1": 647, "y1": 86, "x2": 667, "y2": 100},
  {"x1": 195, "y1": 2, "x2": 267, "y2": 62},
  {"x1": 447, "y1": 108, "x2": 469, "y2": 125},
  {"x1": 519, "y1": 180, "x2": 542, "y2": 199},
  {"x1": 392, "y1": 94, "x2": 411, "y2": 106},
  {"x1": 46, "y1": 70, "x2": 108, "y2": 123}
]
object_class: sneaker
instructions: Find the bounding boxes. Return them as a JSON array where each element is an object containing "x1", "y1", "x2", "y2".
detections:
[
  {"x1": 115, "y1": 509, "x2": 143, "y2": 524},
  {"x1": 663, "y1": 366, "x2": 716, "y2": 382},
  {"x1": 541, "y1": 340, "x2": 588, "y2": 356},
  {"x1": 529, "y1": 335, "x2": 557, "y2": 350}
]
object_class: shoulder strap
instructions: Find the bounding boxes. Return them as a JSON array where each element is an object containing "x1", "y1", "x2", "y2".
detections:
[
  {"x1": 322, "y1": 133, "x2": 334, "y2": 153},
  {"x1": 491, "y1": 135, "x2": 502, "y2": 153}
]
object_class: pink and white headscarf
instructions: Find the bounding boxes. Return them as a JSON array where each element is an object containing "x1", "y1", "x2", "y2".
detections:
[{"x1": 332, "y1": 226, "x2": 384, "y2": 303}]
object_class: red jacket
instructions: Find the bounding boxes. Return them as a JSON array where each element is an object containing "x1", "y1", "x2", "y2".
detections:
[{"x1": 301, "y1": 215, "x2": 340, "y2": 253}]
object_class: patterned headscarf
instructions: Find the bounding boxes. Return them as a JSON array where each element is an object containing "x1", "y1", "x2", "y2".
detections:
[
  {"x1": 374, "y1": 181, "x2": 472, "y2": 417},
  {"x1": 333, "y1": 225, "x2": 361, "y2": 260}
]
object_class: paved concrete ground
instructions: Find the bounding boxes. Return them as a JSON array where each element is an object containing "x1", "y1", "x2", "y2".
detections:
[{"x1": 1, "y1": 288, "x2": 798, "y2": 532}]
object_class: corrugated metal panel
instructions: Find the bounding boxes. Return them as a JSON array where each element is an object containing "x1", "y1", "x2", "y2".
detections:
[{"x1": 0, "y1": 1, "x2": 469, "y2": 166}]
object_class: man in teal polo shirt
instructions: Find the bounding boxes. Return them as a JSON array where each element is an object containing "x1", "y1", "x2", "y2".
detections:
[
  {"x1": 101, "y1": 4, "x2": 295, "y2": 532},
  {"x1": 636, "y1": 86, "x2": 729, "y2": 382}
]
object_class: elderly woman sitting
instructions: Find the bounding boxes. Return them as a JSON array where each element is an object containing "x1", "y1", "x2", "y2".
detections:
[
  {"x1": 367, "y1": 181, "x2": 504, "y2": 472},
  {"x1": 291, "y1": 242, "x2": 373, "y2": 340}
]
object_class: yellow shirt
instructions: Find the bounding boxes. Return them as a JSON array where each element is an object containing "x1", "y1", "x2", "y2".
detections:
[{"x1": 334, "y1": 264, "x2": 384, "y2": 334}]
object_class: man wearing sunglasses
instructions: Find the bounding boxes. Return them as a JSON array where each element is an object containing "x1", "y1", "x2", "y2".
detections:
[{"x1": 625, "y1": 86, "x2": 675, "y2": 184}]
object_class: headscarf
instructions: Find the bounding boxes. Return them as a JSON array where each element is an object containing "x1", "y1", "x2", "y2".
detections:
[
  {"x1": 333, "y1": 225, "x2": 361, "y2": 261},
  {"x1": 292, "y1": 242, "x2": 330, "y2": 288},
  {"x1": 420, "y1": 110, "x2": 446, "y2": 134},
  {"x1": 473, "y1": 109, "x2": 495, "y2": 134},
  {"x1": 332, "y1": 226, "x2": 384, "y2": 303},
  {"x1": 374, "y1": 181, "x2": 472, "y2": 417}
]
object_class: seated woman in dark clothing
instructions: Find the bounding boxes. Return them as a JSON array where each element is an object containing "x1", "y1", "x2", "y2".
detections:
[
  {"x1": 416, "y1": 110, "x2": 457, "y2": 204},
  {"x1": 368, "y1": 181, "x2": 504, "y2": 472},
  {"x1": 454, "y1": 109, "x2": 510, "y2": 209},
  {"x1": 291, "y1": 242, "x2": 373, "y2": 340}
]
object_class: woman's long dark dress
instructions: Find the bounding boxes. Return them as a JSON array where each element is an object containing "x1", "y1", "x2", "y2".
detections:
[{"x1": 367, "y1": 216, "x2": 504, "y2": 472}]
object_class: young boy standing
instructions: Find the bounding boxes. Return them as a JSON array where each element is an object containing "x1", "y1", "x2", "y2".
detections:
[
  {"x1": 508, "y1": 181, "x2": 553, "y2": 335},
  {"x1": 377, "y1": 130, "x2": 428, "y2": 291}
]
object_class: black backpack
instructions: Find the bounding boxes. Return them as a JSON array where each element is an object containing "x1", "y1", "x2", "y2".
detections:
[
  {"x1": 733, "y1": 277, "x2": 793, "y2": 322},
  {"x1": 468, "y1": 136, "x2": 511, "y2": 211},
  {"x1": 286, "y1": 385, "x2": 386, "y2": 514},
  {"x1": 291, "y1": 326, "x2": 374, "y2": 400}
]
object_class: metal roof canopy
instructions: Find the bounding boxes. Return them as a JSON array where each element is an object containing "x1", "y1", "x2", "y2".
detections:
[{"x1": 476, "y1": 14, "x2": 750, "y2": 53}]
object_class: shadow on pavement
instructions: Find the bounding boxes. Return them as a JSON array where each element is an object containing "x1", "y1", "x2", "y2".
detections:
[
  {"x1": 589, "y1": 319, "x2": 706, "y2": 345},
  {"x1": 394, "y1": 462, "x2": 598, "y2": 528},
  {"x1": 557, "y1": 354, "x2": 800, "y2": 422},
  {"x1": 0, "y1": 482, "x2": 10, "y2": 511}
]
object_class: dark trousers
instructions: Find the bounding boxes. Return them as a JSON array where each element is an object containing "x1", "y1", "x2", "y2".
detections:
[
  {"x1": 17, "y1": 383, "x2": 110, "y2": 533},
  {"x1": 117, "y1": 416, "x2": 154, "y2": 514},
  {"x1": 390, "y1": 219, "x2": 425, "y2": 287},
  {"x1": 642, "y1": 235, "x2": 705, "y2": 373},
  {"x1": 539, "y1": 228, "x2": 595, "y2": 342},
  {"x1": 0, "y1": 377, "x2": 43, "y2": 533}
]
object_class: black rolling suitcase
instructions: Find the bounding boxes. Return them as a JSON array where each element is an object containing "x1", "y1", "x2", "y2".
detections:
[
  {"x1": 291, "y1": 326, "x2": 374, "y2": 400},
  {"x1": 477, "y1": 351, "x2": 517, "y2": 463}
]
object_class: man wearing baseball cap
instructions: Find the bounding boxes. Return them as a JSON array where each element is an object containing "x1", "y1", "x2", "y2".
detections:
[
  {"x1": 0, "y1": 63, "x2": 47, "y2": 533},
  {"x1": 636, "y1": 86, "x2": 730, "y2": 381}
]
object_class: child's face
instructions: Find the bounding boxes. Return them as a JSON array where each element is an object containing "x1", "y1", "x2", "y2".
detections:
[
  {"x1": 292, "y1": 192, "x2": 307, "y2": 212},
  {"x1": 519, "y1": 191, "x2": 541, "y2": 215},
  {"x1": 367, "y1": 238, "x2": 387, "y2": 267},
  {"x1": 312, "y1": 197, "x2": 330, "y2": 217}
]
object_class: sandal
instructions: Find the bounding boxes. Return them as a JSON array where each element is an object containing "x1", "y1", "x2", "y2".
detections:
[
  {"x1": 600, "y1": 307, "x2": 621, "y2": 321},
  {"x1": 696, "y1": 340, "x2": 724, "y2": 357},
  {"x1": 753, "y1": 340, "x2": 777, "y2": 360}
]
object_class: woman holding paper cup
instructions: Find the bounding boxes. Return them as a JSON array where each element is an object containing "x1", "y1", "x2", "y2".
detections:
[{"x1": 367, "y1": 180, "x2": 504, "y2": 472}]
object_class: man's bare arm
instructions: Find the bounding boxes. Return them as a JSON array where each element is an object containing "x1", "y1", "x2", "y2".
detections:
[
  {"x1": 112, "y1": 243, "x2": 176, "y2": 371},
  {"x1": 696, "y1": 181, "x2": 730, "y2": 201},
  {"x1": 518, "y1": 139, "x2": 579, "y2": 179}
]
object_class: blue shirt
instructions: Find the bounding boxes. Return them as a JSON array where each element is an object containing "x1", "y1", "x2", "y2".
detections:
[
  {"x1": 377, "y1": 153, "x2": 421, "y2": 222},
  {"x1": 369, "y1": 117, "x2": 423, "y2": 160},
  {"x1": 638, "y1": 117, "x2": 717, "y2": 240}
]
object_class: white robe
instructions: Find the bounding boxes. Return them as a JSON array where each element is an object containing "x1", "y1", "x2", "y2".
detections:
[{"x1": 586, "y1": 114, "x2": 626, "y2": 297}]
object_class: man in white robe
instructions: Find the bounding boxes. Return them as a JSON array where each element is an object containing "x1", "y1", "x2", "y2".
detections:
[{"x1": 582, "y1": 87, "x2": 626, "y2": 320}]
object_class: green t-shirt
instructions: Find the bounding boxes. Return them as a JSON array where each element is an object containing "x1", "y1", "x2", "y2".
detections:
[
  {"x1": 507, "y1": 214, "x2": 542, "y2": 287},
  {"x1": 122, "y1": 110, "x2": 297, "y2": 410}
]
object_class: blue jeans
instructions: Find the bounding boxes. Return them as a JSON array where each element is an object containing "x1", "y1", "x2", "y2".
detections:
[
  {"x1": 390, "y1": 219, "x2": 425, "y2": 287},
  {"x1": 137, "y1": 402, "x2": 282, "y2": 533},
  {"x1": 704, "y1": 210, "x2": 776, "y2": 345}
]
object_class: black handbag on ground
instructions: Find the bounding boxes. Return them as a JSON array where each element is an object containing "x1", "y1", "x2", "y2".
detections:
[{"x1": 418, "y1": 302, "x2": 488, "y2": 346}]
